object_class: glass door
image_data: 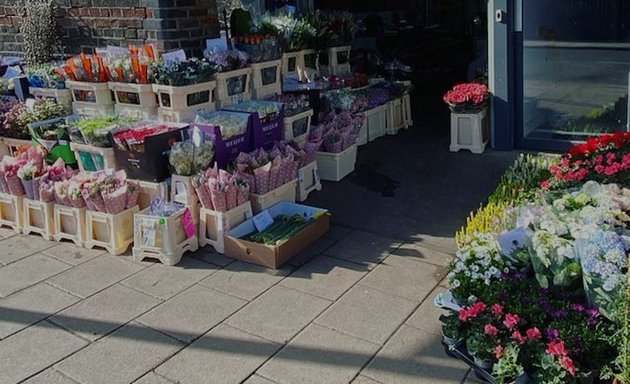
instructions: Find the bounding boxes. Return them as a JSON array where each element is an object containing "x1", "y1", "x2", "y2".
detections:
[{"x1": 517, "y1": 0, "x2": 630, "y2": 149}]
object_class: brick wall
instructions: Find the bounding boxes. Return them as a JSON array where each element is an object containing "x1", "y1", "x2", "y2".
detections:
[{"x1": 0, "y1": 0, "x2": 220, "y2": 57}]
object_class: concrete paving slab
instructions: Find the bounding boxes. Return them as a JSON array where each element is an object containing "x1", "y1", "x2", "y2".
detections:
[
  {"x1": 280, "y1": 255, "x2": 368, "y2": 301},
  {"x1": 199, "y1": 260, "x2": 291, "y2": 301},
  {"x1": 0, "y1": 321, "x2": 88, "y2": 384},
  {"x1": 323, "y1": 224, "x2": 353, "y2": 241},
  {"x1": 243, "y1": 374, "x2": 279, "y2": 384},
  {"x1": 226, "y1": 285, "x2": 331, "y2": 344},
  {"x1": 190, "y1": 248, "x2": 235, "y2": 267},
  {"x1": 361, "y1": 325, "x2": 469, "y2": 384},
  {"x1": 286, "y1": 237, "x2": 336, "y2": 268},
  {"x1": 314, "y1": 285, "x2": 417, "y2": 345},
  {"x1": 405, "y1": 288, "x2": 448, "y2": 336},
  {"x1": 0, "y1": 283, "x2": 79, "y2": 339},
  {"x1": 351, "y1": 375, "x2": 384, "y2": 384},
  {"x1": 121, "y1": 257, "x2": 218, "y2": 300},
  {"x1": 257, "y1": 324, "x2": 379, "y2": 384},
  {"x1": 0, "y1": 235, "x2": 56, "y2": 265},
  {"x1": 156, "y1": 324, "x2": 281, "y2": 384},
  {"x1": 55, "y1": 322, "x2": 182, "y2": 384},
  {"x1": 0, "y1": 254, "x2": 71, "y2": 298},
  {"x1": 47, "y1": 256, "x2": 144, "y2": 298},
  {"x1": 359, "y1": 254, "x2": 444, "y2": 302},
  {"x1": 50, "y1": 284, "x2": 161, "y2": 341},
  {"x1": 392, "y1": 242, "x2": 453, "y2": 267},
  {"x1": 133, "y1": 372, "x2": 176, "y2": 384},
  {"x1": 137, "y1": 284, "x2": 246, "y2": 343},
  {"x1": 324, "y1": 230, "x2": 401, "y2": 269},
  {"x1": 22, "y1": 369, "x2": 79, "y2": 384},
  {"x1": 42, "y1": 243, "x2": 104, "y2": 266},
  {"x1": 0, "y1": 227, "x2": 18, "y2": 239}
]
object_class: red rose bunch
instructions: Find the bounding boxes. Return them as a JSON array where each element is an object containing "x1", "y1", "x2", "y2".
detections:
[{"x1": 443, "y1": 83, "x2": 489, "y2": 113}]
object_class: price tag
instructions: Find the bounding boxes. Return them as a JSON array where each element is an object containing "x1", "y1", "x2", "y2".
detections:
[
  {"x1": 181, "y1": 208, "x2": 196, "y2": 238},
  {"x1": 252, "y1": 210, "x2": 274, "y2": 232},
  {"x1": 162, "y1": 49, "x2": 187, "y2": 66}
]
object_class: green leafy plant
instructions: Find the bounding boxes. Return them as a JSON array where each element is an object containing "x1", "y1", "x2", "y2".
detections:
[
  {"x1": 70, "y1": 116, "x2": 136, "y2": 147},
  {"x1": 439, "y1": 313, "x2": 461, "y2": 340},
  {"x1": 152, "y1": 58, "x2": 217, "y2": 87},
  {"x1": 493, "y1": 344, "x2": 525, "y2": 383}
]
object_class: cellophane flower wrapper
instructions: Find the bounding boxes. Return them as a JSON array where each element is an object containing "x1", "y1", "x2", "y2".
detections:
[
  {"x1": 68, "y1": 181, "x2": 87, "y2": 208},
  {"x1": 54, "y1": 181, "x2": 71, "y2": 206},
  {"x1": 32, "y1": 175, "x2": 45, "y2": 201},
  {"x1": 6, "y1": 174, "x2": 25, "y2": 196},
  {"x1": 193, "y1": 174, "x2": 213, "y2": 209},
  {"x1": 39, "y1": 178, "x2": 55, "y2": 203},
  {"x1": 236, "y1": 178, "x2": 249, "y2": 206},
  {"x1": 169, "y1": 140, "x2": 214, "y2": 177},
  {"x1": 253, "y1": 162, "x2": 271, "y2": 194},
  {"x1": 21, "y1": 179, "x2": 35, "y2": 200},
  {"x1": 226, "y1": 176, "x2": 238, "y2": 210},
  {"x1": 323, "y1": 130, "x2": 343, "y2": 153},
  {"x1": 126, "y1": 181, "x2": 140, "y2": 209},
  {"x1": 0, "y1": 171, "x2": 8, "y2": 194},
  {"x1": 209, "y1": 178, "x2": 228, "y2": 212},
  {"x1": 103, "y1": 184, "x2": 128, "y2": 214}
]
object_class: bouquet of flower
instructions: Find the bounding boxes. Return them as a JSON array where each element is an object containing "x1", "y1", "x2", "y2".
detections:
[
  {"x1": 57, "y1": 53, "x2": 110, "y2": 83},
  {"x1": 359, "y1": 86, "x2": 390, "y2": 109},
  {"x1": 193, "y1": 165, "x2": 250, "y2": 212},
  {"x1": 234, "y1": 33, "x2": 282, "y2": 63},
  {"x1": 235, "y1": 144, "x2": 299, "y2": 195},
  {"x1": 312, "y1": 110, "x2": 364, "y2": 153},
  {"x1": 443, "y1": 83, "x2": 489, "y2": 113},
  {"x1": 69, "y1": 115, "x2": 137, "y2": 147},
  {"x1": 106, "y1": 45, "x2": 157, "y2": 84},
  {"x1": 1, "y1": 99, "x2": 65, "y2": 140},
  {"x1": 268, "y1": 93, "x2": 310, "y2": 117},
  {"x1": 262, "y1": 12, "x2": 316, "y2": 52},
  {"x1": 79, "y1": 171, "x2": 140, "y2": 214},
  {"x1": 111, "y1": 122, "x2": 179, "y2": 152},
  {"x1": 195, "y1": 111, "x2": 250, "y2": 140},
  {"x1": 308, "y1": 10, "x2": 356, "y2": 48},
  {"x1": 203, "y1": 49, "x2": 249, "y2": 73},
  {"x1": 152, "y1": 57, "x2": 217, "y2": 87},
  {"x1": 225, "y1": 100, "x2": 282, "y2": 123},
  {"x1": 26, "y1": 63, "x2": 66, "y2": 89},
  {"x1": 169, "y1": 140, "x2": 214, "y2": 177}
]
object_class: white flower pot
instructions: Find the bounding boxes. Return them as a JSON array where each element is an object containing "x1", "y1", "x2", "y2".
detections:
[{"x1": 450, "y1": 108, "x2": 489, "y2": 154}]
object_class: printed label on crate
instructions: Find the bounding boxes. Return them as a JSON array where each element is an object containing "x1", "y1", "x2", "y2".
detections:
[
  {"x1": 253, "y1": 210, "x2": 274, "y2": 232},
  {"x1": 181, "y1": 208, "x2": 196, "y2": 238},
  {"x1": 140, "y1": 219, "x2": 157, "y2": 247}
]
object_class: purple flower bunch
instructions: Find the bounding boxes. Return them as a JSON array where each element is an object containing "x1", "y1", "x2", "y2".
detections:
[{"x1": 204, "y1": 49, "x2": 249, "y2": 72}]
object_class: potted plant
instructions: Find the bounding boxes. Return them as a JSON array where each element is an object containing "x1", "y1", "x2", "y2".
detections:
[
  {"x1": 493, "y1": 344, "x2": 529, "y2": 384},
  {"x1": 466, "y1": 333, "x2": 495, "y2": 369},
  {"x1": 204, "y1": 49, "x2": 251, "y2": 108},
  {"x1": 443, "y1": 82, "x2": 490, "y2": 154},
  {"x1": 439, "y1": 313, "x2": 462, "y2": 347}
]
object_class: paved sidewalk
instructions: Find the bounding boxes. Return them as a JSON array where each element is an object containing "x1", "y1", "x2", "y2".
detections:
[{"x1": 0, "y1": 125, "x2": 516, "y2": 384}]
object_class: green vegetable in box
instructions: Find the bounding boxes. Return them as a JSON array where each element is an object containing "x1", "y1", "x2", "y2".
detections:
[
  {"x1": 69, "y1": 115, "x2": 137, "y2": 147},
  {"x1": 243, "y1": 214, "x2": 314, "y2": 245}
]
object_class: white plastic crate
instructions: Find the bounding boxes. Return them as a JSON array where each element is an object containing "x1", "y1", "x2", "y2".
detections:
[
  {"x1": 72, "y1": 101, "x2": 115, "y2": 117},
  {"x1": 281, "y1": 51, "x2": 304, "y2": 77},
  {"x1": 53, "y1": 205, "x2": 87, "y2": 246},
  {"x1": 0, "y1": 193, "x2": 23, "y2": 234},
  {"x1": 296, "y1": 161, "x2": 322, "y2": 202},
  {"x1": 0, "y1": 138, "x2": 32, "y2": 157},
  {"x1": 283, "y1": 109, "x2": 313, "y2": 148},
  {"x1": 22, "y1": 199, "x2": 55, "y2": 240},
  {"x1": 199, "y1": 201, "x2": 253, "y2": 253},
  {"x1": 250, "y1": 60, "x2": 282, "y2": 100},
  {"x1": 302, "y1": 49, "x2": 320, "y2": 72},
  {"x1": 320, "y1": 46, "x2": 351, "y2": 76},
  {"x1": 366, "y1": 104, "x2": 387, "y2": 142},
  {"x1": 216, "y1": 68, "x2": 252, "y2": 108},
  {"x1": 133, "y1": 207, "x2": 199, "y2": 266},
  {"x1": 171, "y1": 175, "x2": 199, "y2": 223},
  {"x1": 316, "y1": 144, "x2": 358, "y2": 182},
  {"x1": 29, "y1": 87, "x2": 72, "y2": 114},
  {"x1": 85, "y1": 205, "x2": 139, "y2": 255},
  {"x1": 70, "y1": 142, "x2": 117, "y2": 172},
  {"x1": 249, "y1": 179, "x2": 298, "y2": 214},
  {"x1": 65, "y1": 81, "x2": 113, "y2": 105},
  {"x1": 114, "y1": 104, "x2": 157, "y2": 120},
  {"x1": 153, "y1": 81, "x2": 216, "y2": 110},
  {"x1": 135, "y1": 180, "x2": 169, "y2": 210},
  {"x1": 109, "y1": 82, "x2": 157, "y2": 107},
  {"x1": 386, "y1": 98, "x2": 406, "y2": 135},
  {"x1": 357, "y1": 120, "x2": 368, "y2": 146},
  {"x1": 402, "y1": 93, "x2": 413, "y2": 127}
]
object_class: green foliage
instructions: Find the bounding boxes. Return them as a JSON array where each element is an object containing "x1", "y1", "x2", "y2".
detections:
[
  {"x1": 493, "y1": 344, "x2": 525, "y2": 384},
  {"x1": 20, "y1": 0, "x2": 58, "y2": 65},
  {"x1": 152, "y1": 58, "x2": 217, "y2": 87}
]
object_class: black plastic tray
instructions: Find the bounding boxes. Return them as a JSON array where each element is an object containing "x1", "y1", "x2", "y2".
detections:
[{"x1": 441, "y1": 338, "x2": 497, "y2": 383}]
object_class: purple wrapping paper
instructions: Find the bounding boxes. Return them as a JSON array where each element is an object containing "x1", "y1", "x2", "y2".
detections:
[
  {"x1": 239, "y1": 172, "x2": 256, "y2": 195},
  {"x1": 269, "y1": 157, "x2": 281, "y2": 190},
  {"x1": 210, "y1": 186, "x2": 227, "y2": 212},
  {"x1": 39, "y1": 185, "x2": 55, "y2": 203},
  {"x1": 6, "y1": 175, "x2": 25, "y2": 196},
  {"x1": 253, "y1": 163, "x2": 271, "y2": 195},
  {"x1": 71, "y1": 196, "x2": 87, "y2": 208},
  {"x1": 32, "y1": 176, "x2": 43, "y2": 201},
  {"x1": 236, "y1": 185, "x2": 249, "y2": 206},
  {"x1": 0, "y1": 174, "x2": 8, "y2": 194},
  {"x1": 226, "y1": 183, "x2": 237, "y2": 210},
  {"x1": 195, "y1": 183, "x2": 213, "y2": 209},
  {"x1": 103, "y1": 186, "x2": 127, "y2": 214},
  {"x1": 126, "y1": 189, "x2": 139, "y2": 210}
]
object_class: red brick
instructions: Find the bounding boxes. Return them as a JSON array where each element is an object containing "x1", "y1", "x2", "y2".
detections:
[
  {"x1": 0, "y1": 17, "x2": 11, "y2": 25},
  {"x1": 113, "y1": 19, "x2": 141, "y2": 28},
  {"x1": 93, "y1": 18, "x2": 113, "y2": 28},
  {"x1": 9, "y1": 16, "x2": 20, "y2": 26},
  {"x1": 110, "y1": 9, "x2": 123, "y2": 17},
  {"x1": 78, "y1": 8, "x2": 90, "y2": 16},
  {"x1": 145, "y1": 8, "x2": 153, "y2": 18},
  {"x1": 122, "y1": 8, "x2": 135, "y2": 18},
  {"x1": 134, "y1": 8, "x2": 146, "y2": 18}
]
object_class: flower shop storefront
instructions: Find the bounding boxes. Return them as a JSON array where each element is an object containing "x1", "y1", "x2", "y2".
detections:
[{"x1": 489, "y1": 0, "x2": 630, "y2": 151}]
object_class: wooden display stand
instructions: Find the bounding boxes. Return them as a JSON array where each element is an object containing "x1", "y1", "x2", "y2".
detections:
[
  {"x1": 281, "y1": 51, "x2": 304, "y2": 77},
  {"x1": 320, "y1": 46, "x2": 351, "y2": 76},
  {"x1": 296, "y1": 161, "x2": 322, "y2": 202},
  {"x1": 170, "y1": 175, "x2": 199, "y2": 223},
  {"x1": 0, "y1": 138, "x2": 32, "y2": 157},
  {"x1": 109, "y1": 83, "x2": 158, "y2": 119},
  {"x1": 85, "y1": 206, "x2": 139, "y2": 255},
  {"x1": 135, "y1": 180, "x2": 169, "y2": 210},
  {"x1": 386, "y1": 98, "x2": 406, "y2": 135},
  {"x1": 215, "y1": 68, "x2": 252, "y2": 109},
  {"x1": 316, "y1": 144, "x2": 358, "y2": 182},
  {"x1": 366, "y1": 104, "x2": 387, "y2": 142},
  {"x1": 153, "y1": 81, "x2": 216, "y2": 123},
  {"x1": 250, "y1": 60, "x2": 282, "y2": 99},
  {"x1": 249, "y1": 180, "x2": 298, "y2": 214}
]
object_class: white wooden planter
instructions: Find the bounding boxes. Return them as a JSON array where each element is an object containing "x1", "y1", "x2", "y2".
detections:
[
  {"x1": 283, "y1": 109, "x2": 313, "y2": 147},
  {"x1": 450, "y1": 108, "x2": 489, "y2": 154},
  {"x1": 281, "y1": 51, "x2": 304, "y2": 77},
  {"x1": 250, "y1": 60, "x2": 282, "y2": 99},
  {"x1": 357, "y1": 120, "x2": 368, "y2": 146},
  {"x1": 302, "y1": 49, "x2": 320, "y2": 72},
  {"x1": 153, "y1": 81, "x2": 216, "y2": 123},
  {"x1": 29, "y1": 87, "x2": 72, "y2": 114},
  {"x1": 132, "y1": 207, "x2": 199, "y2": 266},
  {"x1": 72, "y1": 102, "x2": 114, "y2": 117},
  {"x1": 320, "y1": 46, "x2": 351, "y2": 76},
  {"x1": 109, "y1": 82, "x2": 158, "y2": 119},
  {"x1": 65, "y1": 80, "x2": 113, "y2": 105},
  {"x1": 135, "y1": 180, "x2": 169, "y2": 210},
  {"x1": 85, "y1": 205, "x2": 139, "y2": 255},
  {"x1": 215, "y1": 67, "x2": 252, "y2": 109},
  {"x1": 0, "y1": 193, "x2": 23, "y2": 234},
  {"x1": 171, "y1": 175, "x2": 200, "y2": 224},
  {"x1": 199, "y1": 201, "x2": 253, "y2": 253},
  {"x1": 366, "y1": 104, "x2": 387, "y2": 141}
]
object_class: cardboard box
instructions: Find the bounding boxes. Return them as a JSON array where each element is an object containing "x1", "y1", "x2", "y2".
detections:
[
  {"x1": 224, "y1": 100, "x2": 285, "y2": 150},
  {"x1": 225, "y1": 202, "x2": 329, "y2": 269},
  {"x1": 193, "y1": 111, "x2": 254, "y2": 168}
]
